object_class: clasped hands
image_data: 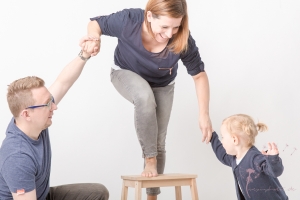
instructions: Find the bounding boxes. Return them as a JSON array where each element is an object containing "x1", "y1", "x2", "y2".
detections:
[{"x1": 79, "y1": 35, "x2": 101, "y2": 57}]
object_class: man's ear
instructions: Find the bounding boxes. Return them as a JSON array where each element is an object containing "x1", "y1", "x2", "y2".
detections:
[{"x1": 20, "y1": 109, "x2": 31, "y2": 121}]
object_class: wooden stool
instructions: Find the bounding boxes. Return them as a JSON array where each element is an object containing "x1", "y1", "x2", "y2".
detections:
[{"x1": 121, "y1": 173, "x2": 199, "y2": 200}]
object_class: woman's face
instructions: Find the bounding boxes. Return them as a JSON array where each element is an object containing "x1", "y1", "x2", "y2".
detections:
[{"x1": 147, "y1": 11, "x2": 182, "y2": 43}]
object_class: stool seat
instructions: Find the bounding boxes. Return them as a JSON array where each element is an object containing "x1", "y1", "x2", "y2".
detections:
[{"x1": 121, "y1": 173, "x2": 199, "y2": 200}]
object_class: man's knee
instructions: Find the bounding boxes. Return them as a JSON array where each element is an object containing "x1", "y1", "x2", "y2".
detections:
[
  {"x1": 48, "y1": 183, "x2": 109, "y2": 200},
  {"x1": 91, "y1": 183, "x2": 109, "y2": 200}
]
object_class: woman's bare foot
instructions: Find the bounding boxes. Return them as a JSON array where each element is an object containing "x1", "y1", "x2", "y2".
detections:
[
  {"x1": 147, "y1": 195, "x2": 157, "y2": 200},
  {"x1": 142, "y1": 157, "x2": 158, "y2": 177}
]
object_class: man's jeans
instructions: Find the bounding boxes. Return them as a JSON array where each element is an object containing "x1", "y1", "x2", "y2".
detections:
[{"x1": 46, "y1": 183, "x2": 109, "y2": 200}]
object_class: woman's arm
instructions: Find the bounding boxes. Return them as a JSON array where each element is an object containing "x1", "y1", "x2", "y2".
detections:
[
  {"x1": 192, "y1": 71, "x2": 213, "y2": 144},
  {"x1": 80, "y1": 20, "x2": 102, "y2": 56}
]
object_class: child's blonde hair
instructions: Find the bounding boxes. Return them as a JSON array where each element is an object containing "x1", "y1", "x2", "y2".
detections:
[{"x1": 222, "y1": 114, "x2": 268, "y2": 146}]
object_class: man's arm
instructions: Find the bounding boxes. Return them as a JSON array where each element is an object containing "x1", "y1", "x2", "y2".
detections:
[
  {"x1": 48, "y1": 50, "x2": 91, "y2": 105},
  {"x1": 12, "y1": 190, "x2": 36, "y2": 200},
  {"x1": 2, "y1": 155, "x2": 37, "y2": 200}
]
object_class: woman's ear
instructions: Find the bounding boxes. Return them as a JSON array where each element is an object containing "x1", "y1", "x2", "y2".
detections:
[{"x1": 146, "y1": 11, "x2": 153, "y2": 22}]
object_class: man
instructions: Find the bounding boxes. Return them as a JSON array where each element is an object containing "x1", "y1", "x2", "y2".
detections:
[{"x1": 0, "y1": 40, "x2": 109, "y2": 200}]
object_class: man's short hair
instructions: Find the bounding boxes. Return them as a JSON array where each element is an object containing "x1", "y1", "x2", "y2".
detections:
[{"x1": 7, "y1": 76, "x2": 45, "y2": 117}]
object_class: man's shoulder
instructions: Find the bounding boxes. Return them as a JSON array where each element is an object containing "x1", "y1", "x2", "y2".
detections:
[
  {"x1": 5, "y1": 117, "x2": 15, "y2": 132},
  {"x1": 1, "y1": 118, "x2": 19, "y2": 154},
  {"x1": 0, "y1": 134, "x2": 25, "y2": 167},
  {"x1": 0, "y1": 126, "x2": 49, "y2": 166}
]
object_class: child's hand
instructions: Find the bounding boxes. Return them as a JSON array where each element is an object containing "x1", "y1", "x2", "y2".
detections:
[{"x1": 261, "y1": 142, "x2": 279, "y2": 155}]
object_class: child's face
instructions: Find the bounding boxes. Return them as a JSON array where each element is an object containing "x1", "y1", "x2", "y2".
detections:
[{"x1": 220, "y1": 124, "x2": 236, "y2": 155}]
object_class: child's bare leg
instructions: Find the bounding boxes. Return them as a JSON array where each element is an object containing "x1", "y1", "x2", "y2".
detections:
[{"x1": 142, "y1": 157, "x2": 158, "y2": 177}]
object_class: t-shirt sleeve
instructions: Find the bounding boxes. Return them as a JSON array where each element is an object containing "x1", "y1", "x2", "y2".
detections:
[
  {"x1": 180, "y1": 33, "x2": 205, "y2": 76},
  {"x1": 90, "y1": 9, "x2": 130, "y2": 38},
  {"x1": 1, "y1": 154, "x2": 36, "y2": 194}
]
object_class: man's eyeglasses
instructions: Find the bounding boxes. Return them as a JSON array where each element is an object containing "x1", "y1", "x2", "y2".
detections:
[{"x1": 26, "y1": 96, "x2": 55, "y2": 109}]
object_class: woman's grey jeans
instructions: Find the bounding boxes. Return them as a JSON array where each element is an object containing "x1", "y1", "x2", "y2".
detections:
[{"x1": 110, "y1": 68, "x2": 174, "y2": 196}]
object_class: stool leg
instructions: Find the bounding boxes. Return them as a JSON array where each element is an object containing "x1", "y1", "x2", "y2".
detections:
[
  {"x1": 190, "y1": 178, "x2": 199, "y2": 200},
  {"x1": 121, "y1": 181, "x2": 128, "y2": 200},
  {"x1": 175, "y1": 186, "x2": 182, "y2": 200},
  {"x1": 135, "y1": 181, "x2": 142, "y2": 200}
]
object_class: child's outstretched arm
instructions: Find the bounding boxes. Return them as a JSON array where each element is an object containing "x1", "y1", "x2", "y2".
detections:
[
  {"x1": 210, "y1": 131, "x2": 234, "y2": 167},
  {"x1": 261, "y1": 142, "x2": 279, "y2": 156},
  {"x1": 256, "y1": 142, "x2": 284, "y2": 177}
]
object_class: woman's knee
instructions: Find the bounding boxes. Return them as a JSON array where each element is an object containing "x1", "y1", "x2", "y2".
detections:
[{"x1": 134, "y1": 91, "x2": 156, "y2": 109}]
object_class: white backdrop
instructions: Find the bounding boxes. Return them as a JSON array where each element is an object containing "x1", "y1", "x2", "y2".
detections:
[{"x1": 0, "y1": 0, "x2": 299, "y2": 199}]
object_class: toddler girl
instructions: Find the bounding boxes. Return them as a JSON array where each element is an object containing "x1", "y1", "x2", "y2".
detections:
[{"x1": 210, "y1": 114, "x2": 288, "y2": 200}]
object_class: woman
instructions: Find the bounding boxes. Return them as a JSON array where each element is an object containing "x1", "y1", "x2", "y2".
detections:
[{"x1": 81, "y1": 0, "x2": 213, "y2": 199}]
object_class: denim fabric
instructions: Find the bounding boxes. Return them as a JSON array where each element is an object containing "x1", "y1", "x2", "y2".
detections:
[{"x1": 110, "y1": 68, "x2": 174, "y2": 195}]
